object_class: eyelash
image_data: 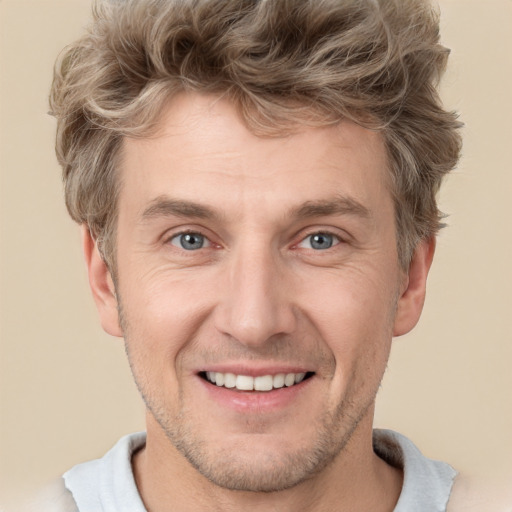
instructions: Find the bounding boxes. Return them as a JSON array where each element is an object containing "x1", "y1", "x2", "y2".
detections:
[
  {"x1": 167, "y1": 230, "x2": 212, "y2": 251},
  {"x1": 165, "y1": 229, "x2": 344, "y2": 252},
  {"x1": 296, "y1": 231, "x2": 342, "y2": 251}
]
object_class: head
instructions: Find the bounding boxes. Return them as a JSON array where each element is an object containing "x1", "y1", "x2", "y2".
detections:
[
  {"x1": 50, "y1": 0, "x2": 461, "y2": 496},
  {"x1": 50, "y1": 0, "x2": 461, "y2": 275}
]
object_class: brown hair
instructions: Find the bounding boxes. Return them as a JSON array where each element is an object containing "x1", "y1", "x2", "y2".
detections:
[{"x1": 50, "y1": 0, "x2": 462, "y2": 270}]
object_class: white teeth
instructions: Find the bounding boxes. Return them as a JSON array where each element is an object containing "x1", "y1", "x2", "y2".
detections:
[
  {"x1": 295, "y1": 372, "x2": 306, "y2": 383},
  {"x1": 284, "y1": 373, "x2": 295, "y2": 387},
  {"x1": 205, "y1": 371, "x2": 309, "y2": 391},
  {"x1": 254, "y1": 375, "x2": 273, "y2": 391},
  {"x1": 236, "y1": 375, "x2": 254, "y2": 391},
  {"x1": 224, "y1": 373, "x2": 236, "y2": 388},
  {"x1": 273, "y1": 373, "x2": 285, "y2": 389}
]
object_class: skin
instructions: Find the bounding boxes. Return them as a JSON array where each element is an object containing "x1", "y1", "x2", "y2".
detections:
[{"x1": 83, "y1": 92, "x2": 435, "y2": 512}]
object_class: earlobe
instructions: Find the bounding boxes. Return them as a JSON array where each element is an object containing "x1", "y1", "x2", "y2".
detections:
[
  {"x1": 393, "y1": 237, "x2": 436, "y2": 337},
  {"x1": 81, "y1": 225, "x2": 123, "y2": 337}
]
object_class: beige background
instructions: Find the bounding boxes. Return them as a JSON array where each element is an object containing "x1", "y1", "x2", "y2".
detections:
[{"x1": 0, "y1": 0, "x2": 511, "y2": 506}]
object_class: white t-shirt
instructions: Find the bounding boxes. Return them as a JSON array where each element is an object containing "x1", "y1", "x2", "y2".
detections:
[{"x1": 27, "y1": 429, "x2": 458, "y2": 511}]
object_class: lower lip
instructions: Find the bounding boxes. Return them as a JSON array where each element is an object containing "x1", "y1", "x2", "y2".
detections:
[{"x1": 198, "y1": 376, "x2": 313, "y2": 413}]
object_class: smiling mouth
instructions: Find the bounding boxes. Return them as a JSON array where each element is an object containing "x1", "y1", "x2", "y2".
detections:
[{"x1": 200, "y1": 371, "x2": 314, "y2": 392}]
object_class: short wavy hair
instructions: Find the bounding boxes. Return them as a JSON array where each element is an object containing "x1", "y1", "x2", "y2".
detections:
[{"x1": 50, "y1": 0, "x2": 462, "y2": 270}]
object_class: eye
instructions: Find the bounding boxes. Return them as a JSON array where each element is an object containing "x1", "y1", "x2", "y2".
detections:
[
  {"x1": 170, "y1": 232, "x2": 210, "y2": 251},
  {"x1": 298, "y1": 232, "x2": 340, "y2": 250}
]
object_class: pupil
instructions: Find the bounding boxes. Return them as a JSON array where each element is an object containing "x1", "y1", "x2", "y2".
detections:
[
  {"x1": 181, "y1": 233, "x2": 203, "y2": 250},
  {"x1": 311, "y1": 233, "x2": 332, "y2": 250}
]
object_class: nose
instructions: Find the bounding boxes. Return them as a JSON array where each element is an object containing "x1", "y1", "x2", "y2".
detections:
[{"x1": 213, "y1": 240, "x2": 297, "y2": 348}]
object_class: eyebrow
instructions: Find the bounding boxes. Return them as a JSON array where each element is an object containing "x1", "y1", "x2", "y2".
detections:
[
  {"x1": 140, "y1": 194, "x2": 371, "y2": 223},
  {"x1": 289, "y1": 195, "x2": 371, "y2": 221},
  {"x1": 141, "y1": 197, "x2": 219, "y2": 222}
]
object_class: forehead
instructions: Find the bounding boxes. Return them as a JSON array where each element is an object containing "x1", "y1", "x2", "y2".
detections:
[{"x1": 119, "y1": 93, "x2": 391, "y2": 219}]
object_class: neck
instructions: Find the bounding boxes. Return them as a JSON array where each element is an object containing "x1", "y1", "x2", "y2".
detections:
[{"x1": 133, "y1": 411, "x2": 403, "y2": 512}]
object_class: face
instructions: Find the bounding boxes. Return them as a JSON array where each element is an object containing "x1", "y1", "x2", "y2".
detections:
[{"x1": 87, "y1": 93, "x2": 431, "y2": 493}]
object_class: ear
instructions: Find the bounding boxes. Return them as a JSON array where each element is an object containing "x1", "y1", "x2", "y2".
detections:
[
  {"x1": 393, "y1": 237, "x2": 436, "y2": 337},
  {"x1": 81, "y1": 225, "x2": 123, "y2": 337}
]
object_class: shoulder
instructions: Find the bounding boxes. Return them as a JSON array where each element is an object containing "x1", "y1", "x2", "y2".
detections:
[
  {"x1": 63, "y1": 432, "x2": 147, "y2": 511},
  {"x1": 447, "y1": 473, "x2": 512, "y2": 512},
  {"x1": 14, "y1": 478, "x2": 78, "y2": 512},
  {"x1": 13, "y1": 432, "x2": 147, "y2": 512}
]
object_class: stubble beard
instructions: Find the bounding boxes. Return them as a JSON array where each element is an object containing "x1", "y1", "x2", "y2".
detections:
[
  {"x1": 125, "y1": 340, "x2": 380, "y2": 494},
  {"x1": 118, "y1": 296, "x2": 393, "y2": 494},
  {"x1": 163, "y1": 391, "x2": 377, "y2": 493}
]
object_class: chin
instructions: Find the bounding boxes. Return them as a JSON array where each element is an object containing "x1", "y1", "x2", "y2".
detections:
[
  {"x1": 164, "y1": 416, "x2": 355, "y2": 493},
  {"x1": 179, "y1": 442, "x2": 338, "y2": 493}
]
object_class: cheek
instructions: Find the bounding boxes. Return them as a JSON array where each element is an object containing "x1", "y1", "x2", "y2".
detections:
[
  {"x1": 117, "y1": 264, "x2": 225, "y2": 388},
  {"x1": 300, "y1": 265, "x2": 397, "y2": 336},
  {"x1": 298, "y1": 268, "x2": 397, "y2": 383},
  {"x1": 120, "y1": 262, "x2": 212, "y2": 331}
]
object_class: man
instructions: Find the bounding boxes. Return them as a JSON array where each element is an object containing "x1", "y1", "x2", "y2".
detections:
[{"x1": 47, "y1": 0, "x2": 463, "y2": 510}]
